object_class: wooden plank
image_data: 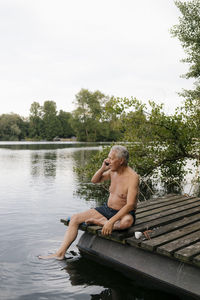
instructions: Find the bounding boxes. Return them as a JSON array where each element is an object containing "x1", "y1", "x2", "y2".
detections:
[
  {"x1": 174, "y1": 241, "x2": 200, "y2": 262},
  {"x1": 157, "y1": 230, "x2": 200, "y2": 257},
  {"x1": 130, "y1": 206, "x2": 200, "y2": 232},
  {"x1": 60, "y1": 219, "x2": 70, "y2": 226},
  {"x1": 137, "y1": 194, "x2": 187, "y2": 210},
  {"x1": 97, "y1": 230, "x2": 126, "y2": 244},
  {"x1": 87, "y1": 225, "x2": 102, "y2": 234},
  {"x1": 136, "y1": 197, "x2": 198, "y2": 219},
  {"x1": 146, "y1": 213, "x2": 200, "y2": 238},
  {"x1": 126, "y1": 213, "x2": 200, "y2": 242},
  {"x1": 193, "y1": 254, "x2": 200, "y2": 267},
  {"x1": 137, "y1": 194, "x2": 181, "y2": 206},
  {"x1": 126, "y1": 236, "x2": 145, "y2": 247},
  {"x1": 136, "y1": 195, "x2": 194, "y2": 215},
  {"x1": 135, "y1": 200, "x2": 200, "y2": 226},
  {"x1": 137, "y1": 194, "x2": 176, "y2": 207},
  {"x1": 140, "y1": 220, "x2": 200, "y2": 251}
]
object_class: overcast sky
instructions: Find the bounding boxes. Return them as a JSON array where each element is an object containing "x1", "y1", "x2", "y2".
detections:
[{"x1": 0, "y1": 0, "x2": 194, "y2": 117}]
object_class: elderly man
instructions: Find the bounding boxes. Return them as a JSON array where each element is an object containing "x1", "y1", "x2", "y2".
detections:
[{"x1": 39, "y1": 145, "x2": 139, "y2": 260}]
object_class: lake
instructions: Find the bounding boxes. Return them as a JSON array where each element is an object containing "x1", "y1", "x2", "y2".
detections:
[{"x1": 0, "y1": 142, "x2": 189, "y2": 300}]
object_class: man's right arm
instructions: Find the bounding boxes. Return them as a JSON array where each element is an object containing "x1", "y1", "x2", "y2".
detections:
[{"x1": 91, "y1": 160, "x2": 111, "y2": 183}]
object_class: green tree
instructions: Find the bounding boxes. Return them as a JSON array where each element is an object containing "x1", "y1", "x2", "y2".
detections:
[
  {"x1": 42, "y1": 101, "x2": 62, "y2": 140},
  {"x1": 102, "y1": 97, "x2": 124, "y2": 141},
  {"x1": 0, "y1": 113, "x2": 27, "y2": 141},
  {"x1": 57, "y1": 110, "x2": 74, "y2": 138},
  {"x1": 171, "y1": 0, "x2": 200, "y2": 144},
  {"x1": 75, "y1": 97, "x2": 200, "y2": 199},
  {"x1": 108, "y1": 97, "x2": 199, "y2": 178},
  {"x1": 72, "y1": 89, "x2": 109, "y2": 141},
  {"x1": 29, "y1": 102, "x2": 43, "y2": 139},
  {"x1": 17, "y1": 116, "x2": 29, "y2": 139},
  {"x1": 171, "y1": 0, "x2": 200, "y2": 101}
]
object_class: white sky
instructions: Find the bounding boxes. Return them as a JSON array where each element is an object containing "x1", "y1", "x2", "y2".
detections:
[{"x1": 0, "y1": 0, "x2": 194, "y2": 117}]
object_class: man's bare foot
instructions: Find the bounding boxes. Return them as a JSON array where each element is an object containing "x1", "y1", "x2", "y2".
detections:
[{"x1": 38, "y1": 252, "x2": 65, "y2": 260}]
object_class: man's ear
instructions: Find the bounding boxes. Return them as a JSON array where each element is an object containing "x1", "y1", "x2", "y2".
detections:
[{"x1": 120, "y1": 158, "x2": 124, "y2": 165}]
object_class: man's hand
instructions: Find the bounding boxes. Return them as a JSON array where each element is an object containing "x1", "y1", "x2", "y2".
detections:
[
  {"x1": 101, "y1": 220, "x2": 114, "y2": 236},
  {"x1": 102, "y1": 158, "x2": 110, "y2": 170},
  {"x1": 91, "y1": 158, "x2": 110, "y2": 184}
]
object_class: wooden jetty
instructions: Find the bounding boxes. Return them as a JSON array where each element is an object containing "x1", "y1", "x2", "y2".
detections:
[{"x1": 61, "y1": 194, "x2": 200, "y2": 299}]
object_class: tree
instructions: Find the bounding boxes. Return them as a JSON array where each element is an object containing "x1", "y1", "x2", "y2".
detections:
[
  {"x1": 0, "y1": 113, "x2": 27, "y2": 140},
  {"x1": 75, "y1": 97, "x2": 200, "y2": 199},
  {"x1": 57, "y1": 110, "x2": 74, "y2": 138},
  {"x1": 29, "y1": 102, "x2": 43, "y2": 139},
  {"x1": 171, "y1": 0, "x2": 200, "y2": 101},
  {"x1": 102, "y1": 97, "x2": 124, "y2": 141},
  {"x1": 71, "y1": 89, "x2": 123, "y2": 142},
  {"x1": 42, "y1": 101, "x2": 62, "y2": 140},
  {"x1": 72, "y1": 89, "x2": 109, "y2": 141}
]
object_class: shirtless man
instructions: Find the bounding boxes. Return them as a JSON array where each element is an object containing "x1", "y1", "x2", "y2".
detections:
[{"x1": 39, "y1": 145, "x2": 139, "y2": 260}]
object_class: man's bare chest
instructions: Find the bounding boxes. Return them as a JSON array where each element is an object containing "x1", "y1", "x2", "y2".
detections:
[{"x1": 109, "y1": 176, "x2": 129, "y2": 195}]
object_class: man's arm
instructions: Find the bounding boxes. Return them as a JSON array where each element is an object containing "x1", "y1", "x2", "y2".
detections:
[
  {"x1": 91, "y1": 159, "x2": 111, "y2": 183},
  {"x1": 101, "y1": 174, "x2": 139, "y2": 235}
]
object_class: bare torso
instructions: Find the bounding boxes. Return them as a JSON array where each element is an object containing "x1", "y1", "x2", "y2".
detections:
[{"x1": 107, "y1": 166, "x2": 138, "y2": 210}]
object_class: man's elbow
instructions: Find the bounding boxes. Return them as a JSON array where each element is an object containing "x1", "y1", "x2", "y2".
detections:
[
  {"x1": 91, "y1": 177, "x2": 98, "y2": 184},
  {"x1": 126, "y1": 204, "x2": 135, "y2": 211}
]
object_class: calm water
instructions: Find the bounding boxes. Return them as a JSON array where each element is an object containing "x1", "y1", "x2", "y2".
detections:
[{"x1": 0, "y1": 142, "x2": 190, "y2": 300}]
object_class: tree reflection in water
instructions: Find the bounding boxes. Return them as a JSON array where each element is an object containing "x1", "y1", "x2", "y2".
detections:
[
  {"x1": 31, "y1": 151, "x2": 57, "y2": 177},
  {"x1": 63, "y1": 255, "x2": 181, "y2": 300}
]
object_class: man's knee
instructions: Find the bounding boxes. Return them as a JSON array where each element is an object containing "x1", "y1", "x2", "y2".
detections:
[
  {"x1": 70, "y1": 213, "x2": 82, "y2": 225},
  {"x1": 120, "y1": 215, "x2": 134, "y2": 229}
]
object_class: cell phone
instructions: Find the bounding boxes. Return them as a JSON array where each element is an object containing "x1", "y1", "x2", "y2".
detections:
[{"x1": 105, "y1": 162, "x2": 109, "y2": 166}]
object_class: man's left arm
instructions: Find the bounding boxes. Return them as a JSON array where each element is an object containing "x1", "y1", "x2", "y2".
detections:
[{"x1": 101, "y1": 174, "x2": 139, "y2": 235}]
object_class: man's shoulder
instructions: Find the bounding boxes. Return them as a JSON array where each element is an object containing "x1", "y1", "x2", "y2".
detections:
[
  {"x1": 127, "y1": 168, "x2": 139, "y2": 186},
  {"x1": 127, "y1": 167, "x2": 139, "y2": 178}
]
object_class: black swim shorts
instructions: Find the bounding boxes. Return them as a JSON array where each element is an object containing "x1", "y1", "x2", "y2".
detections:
[{"x1": 95, "y1": 203, "x2": 136, "y2": 225}]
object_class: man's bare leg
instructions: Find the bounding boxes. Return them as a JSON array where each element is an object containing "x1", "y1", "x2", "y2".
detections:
[
  {"x1": 86, "y1": 214, "x2": 134, "y2": 230},
  {"x1": 85, "y1": 216, "x2": 107, "y2": 226},
  {"x1": 38, "y1": 209, "x2": 104, "y2": 260},
  {"x1": 113, "y1": 214, "x2": 134, "y2": 230}
]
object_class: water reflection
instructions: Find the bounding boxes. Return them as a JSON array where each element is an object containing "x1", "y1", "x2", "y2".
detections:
[
  {"x1": 43, "y1": 152, "x2": 57, "y2": 177},
  {"x1": 31, "y1": 152, "x2": 57, "y2": 177},
  {"x1": 30, "y1": 147, "x2": 99, "y2": 182},
  {"x1": 64, "y1": 256, "x2": 182, "y2": 300},
  {"x1": 72, "y1": 149, "x2": 99, "y2": 169}
]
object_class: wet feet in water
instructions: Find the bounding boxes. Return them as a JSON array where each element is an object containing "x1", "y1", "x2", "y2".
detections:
[{"x1": 38, "y1": 253, "x2": 65, "y2": 260}]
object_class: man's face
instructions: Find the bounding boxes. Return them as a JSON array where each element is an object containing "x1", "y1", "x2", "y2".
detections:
[{"x1": 108, "y1": 150, "x2": 123, "y2": 171}]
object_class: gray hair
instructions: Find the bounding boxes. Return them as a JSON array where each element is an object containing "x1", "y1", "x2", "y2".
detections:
[{"x1": 111, "y1": 145, "x2": 129, "y2": 165}]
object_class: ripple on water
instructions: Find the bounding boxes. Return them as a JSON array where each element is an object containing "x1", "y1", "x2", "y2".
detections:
[{"x1": 0, "y1": 257, "x2": 72, "y2": 300}]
